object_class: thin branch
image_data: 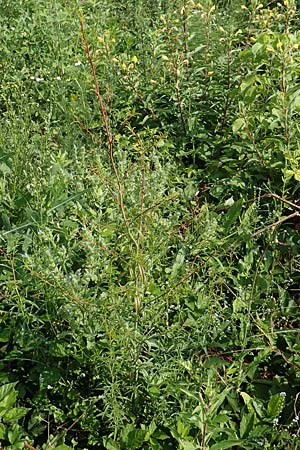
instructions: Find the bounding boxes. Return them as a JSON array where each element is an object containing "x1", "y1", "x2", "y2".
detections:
[
  {"x1": 79, "y1": 14, "x2": 138, "y2": 249},
  {"x1": 252, "y1": 211, "x2": 300, "y2": 237}
]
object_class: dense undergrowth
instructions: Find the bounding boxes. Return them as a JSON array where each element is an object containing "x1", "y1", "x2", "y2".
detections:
[{"x1": 1, "y1": 0, "x2": 300, "y2": 449}]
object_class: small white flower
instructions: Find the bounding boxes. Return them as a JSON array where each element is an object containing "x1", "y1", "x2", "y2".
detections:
[
  {"x1": 75, "y1": 61, "x2": 82, "y2": 66},
  {"x1": 280, "y1": 391, "x2": 286, "y2": 397},
  {"x1": 47, "y1": 385, "x2": 53, "y2": 390}
]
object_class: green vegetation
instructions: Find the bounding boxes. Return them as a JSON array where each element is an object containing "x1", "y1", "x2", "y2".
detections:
[{"x1": 1, "y1": 0, "x2": 300, "y2": 448}]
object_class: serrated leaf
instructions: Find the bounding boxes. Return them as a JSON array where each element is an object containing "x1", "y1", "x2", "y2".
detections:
[{"x1": 267, "y1": 393, "x2": 285, "y2": 418}]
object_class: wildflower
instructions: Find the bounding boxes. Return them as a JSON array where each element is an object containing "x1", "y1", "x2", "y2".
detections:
[
  {"x1": 131, "y1": 55, "x2": 138, "y2": 64},
  {"x1": 74, "y1": 61, "x2": 82, "y2": 66},
  {"x1": 277, "y1": 41, "x2": 283, "y2": 50},
  {"x1": 161, "y1": 55, "x2": 169, "y2": 61},
  {"x1": 112, "y1": 57, "x2": 118, "y2": 63},
  {"x1": 207, "y1": 71, "x2": 214, "y2": 76},
  {"x1": 97, "y1": 36, "x2": 104, "y2": 43},
  {"x1": 280, "y1": 392, "x2": 286, "y2": 397},
  {"x1": 121, "y1": 62, "x2": 127, "y2": 70}
]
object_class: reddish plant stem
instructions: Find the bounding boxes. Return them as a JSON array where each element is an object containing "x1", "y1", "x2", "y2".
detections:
[{"x1": 79, "y1": 15, "x2": 138, "y2": 249}]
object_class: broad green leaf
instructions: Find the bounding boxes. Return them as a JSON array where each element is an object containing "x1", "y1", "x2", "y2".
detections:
[
  {"x1": 240, "y1": 413, "x2": 254, "y2": 438},
  {"x1": 232, "y1": 118, "x2": 245, "y2": 134},
  {"x1": 0, "y1": 329, "x2": 10, "y2": 342},
  {"x1": 7, "y1": 424, "x2": 23, "y2": 445},
  {"x1": 103, "y1": 437, "x2": 120, "y2": 450},
  {"x1": 0, "y1": 383, "x2": 17, "y2": 403},
  {"x1": 123, "y1": 428, "x2": 146, "y2": 450},
  {"x1": 210, "y1": 439, "x2": 245, "y2": 450},
  {"x1": 54, "y1": 446, "x2": 74, "y2": 450},
  {"x1": 0, "y1": 422, "x2": 6, "y2": 439},
  {"x1": 0, "y1": 391, "x2": 18, "y2": 413},
  {"x1": 267, "y1": 393, "x2": 286, "y2": 418},
  {"x1": 251, "y1": 42, "x2": 263, "y2": 56},
  {"x1": 178, "y1": 439, "x2": 198, "y2": 450},
  {"x1": 223, "y1": 199, "x2": 243, "y2": 230},
  {"x1": 3, "y1": 407, "x2": 29, "y2": 422},
  {"x1": 240, "y1": 392, "x2": 252, "y2": 405}
]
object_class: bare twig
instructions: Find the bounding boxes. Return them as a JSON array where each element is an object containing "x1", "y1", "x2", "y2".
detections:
[
  {"x1": 25, "y1": 442, "x2": 37, "y2": 450},
  {"x1": 252, "y1": 211, "x2": 300, "y2": 237}
]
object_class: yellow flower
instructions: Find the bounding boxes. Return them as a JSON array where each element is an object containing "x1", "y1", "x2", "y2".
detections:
[
  {"x1": 121, "y1": 63, "x2": 127, "y2": 70},
  {"x1": 97, "y1": 36, "x2": 105, "y2": 43},
  {"x1": 112, "y1": 57, "x2": 119, "y2": 63},
  {"x1": 161, "y1": 55, "x2": 169, "y2": 61},
  {"x1": 277, "y1": 41, "x2": 283, "y2": 50},
  {"x1": 207, "y1": 71, "x2": 214, "y2": 76},
  {"x1": 131, "y1": 55, "x2": 138, "y2": 64}
]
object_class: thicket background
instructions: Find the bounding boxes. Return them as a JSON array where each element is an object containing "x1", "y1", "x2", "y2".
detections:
[{"x1": 1, "y1": 0, "x2": 300, "y2": 449}]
